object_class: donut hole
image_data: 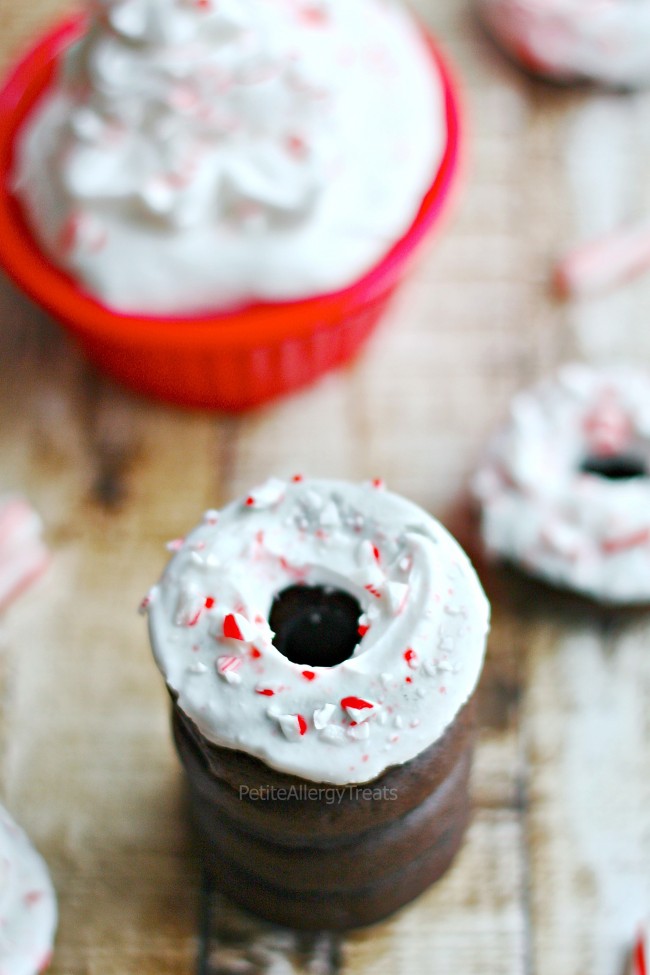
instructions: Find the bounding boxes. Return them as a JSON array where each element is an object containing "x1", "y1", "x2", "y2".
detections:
[
  {"x1": 269, "y1": 585, "x2": 363, "y2": 667},
  {"x1": 580, "y1": 454, "x2": 647, "y2": 481}
]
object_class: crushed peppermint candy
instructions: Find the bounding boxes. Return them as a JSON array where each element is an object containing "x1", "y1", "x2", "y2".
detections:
[
  {"x1": 404, "y1": 648, "x2": 419, "y2": 669},
  {"x1": 275, "y1": 713, "x2": 308, "y2": 741},
  {"x1": 313, "y1": 703, "x2": 336, "y2": 730},
  {"x1": 319, "y1": 725, "x2": 347, "y2": 745},
  {"x1": 216, "y1": 656, "x2": 243, "y2": 684},
  {"x1": 341, "y1": 696, "x2": 376, "y2": 723},
  {"x1": 245, "y1": 478, "x2": 287, "y2": 509},
  {"x1": 383, "y1": 581, "x2": 409, "y2": 614},
  {"x1": 188, "y1": 660, "x2": 208, "y2": 675},
  {"x1": 348, "y1": 722, "x2": 370, "y2": 741},
  {"x1": 223, "y1": 612, "x2": 256, "y2": 642}
]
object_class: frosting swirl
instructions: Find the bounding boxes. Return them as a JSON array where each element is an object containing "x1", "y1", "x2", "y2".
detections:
[
  {"x1": 145, "y1": 478, "x2": 489, "y2": 785},
  {"x1": 13, "y1": 0, "x2": 445, "y2": 314}
]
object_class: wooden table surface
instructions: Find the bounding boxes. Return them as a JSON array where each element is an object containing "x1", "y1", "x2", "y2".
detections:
[{"x1": 1, "y1": 2, "x2": 649, "y2": 974}]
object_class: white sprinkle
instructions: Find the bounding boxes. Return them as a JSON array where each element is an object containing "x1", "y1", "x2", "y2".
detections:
[
  {"x1": 320, "y1": 725, "x2": 346, "y2": 745},
  {"x1": 439, "y1": 634, "x2": 454, "y2": 652},
  {"x1": 203, "y1": 509, "x2": 219, "y2": 523},
  {"x1": 394, "y1": 716, "x2": 403, "y2": 729},
  {"x1": 382, "y1": 581, "x2": 409, "y2": 615},
  {"x1": 313, "y1": 703, "x2": 336, "y2": 730},
  {"x1": 348, "y1": 722, "x2": 370, "y2": 741},
  {"x1": 188, "y1": 661, "x2": 208, "y2": 675},
  {"x1": 342, "y1": 700, "x2": 377, "y2": 723},
  {"x1": 319, "y1": 500, "x2": 341, "y2": 527},
  {"x1": 245, "y1": 478, "x2": 286, "y2": 509}
]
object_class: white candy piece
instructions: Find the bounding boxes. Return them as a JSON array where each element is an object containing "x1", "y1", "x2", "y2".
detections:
[{"x1": 313, "y1": 703, "x2": 336, "y2": 731}]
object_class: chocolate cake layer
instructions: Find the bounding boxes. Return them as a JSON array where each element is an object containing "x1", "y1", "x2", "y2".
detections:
[
  {"x1": 172, "y1": 695, "x2": 476, "y2": 843},
  {"x1": 172, "y1": 693, "x2": 477, "y2": 928},
  {"x1": 197, "y1": 797, "x2": 470, "y2": 930},
  {"x1": 188, "y1": 745, "x2": 472, "y2": 893}
]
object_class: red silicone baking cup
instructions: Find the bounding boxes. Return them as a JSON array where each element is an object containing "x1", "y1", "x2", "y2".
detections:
[{"x1": 0, "y1": 16, "x2": 462, "y2": 411}]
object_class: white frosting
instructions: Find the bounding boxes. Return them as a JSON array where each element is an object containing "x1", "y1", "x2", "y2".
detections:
[
  {"x1": 473, "y1": 364, "x2": 650, "y2": 604},
  {"x1": 146, "y1": 478, "x2": 489, "y2": 785},
  {"x1": 0, "y1": 805, "x2": 57, "y2": 975},
  {"x1": 12, "y1": 0, "x2": 445, "y2": 315},
  {"x1": 476, "y1": 0, "x2": 650, "y2": 88}
]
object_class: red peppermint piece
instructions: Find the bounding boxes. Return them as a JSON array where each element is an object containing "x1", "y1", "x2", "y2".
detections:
[
  {"x1": 250, "y1": 647, "x2": 262, "y2": 660},
  {"x1": 302, "y1": 670, "x2": 317, "y2": 681},
  {"x1": 371, "y1": 478, "x2": 385, "y2": 489},
  {"x1": 365, "y1": 584, "x2": 382, "y2": 599},
  {"x1": 633, "y1": 930, "x2": 647, "y2": 975},
  {"x1": 276, "y1": 713, "x2": 308, "y2": 741},
  {"x1": 341, "y1": 696, "x2": 373, "y2": 711},
  {"x1": 404, "y1": 648, "x2": 418, "y2": 669},
  {"x1": 204, "y1": 597, "x2": 215, "y2": 609},
  {"x1": 341, "y1": 696, "x2": 376, "y2": 723},
  {"x1": 292, "y1": 474, "x2": 304, "y2": 482},
  {"x1": 223, "y1": 613, "x2": 244, "y2": 640},
  {"x1": 216, "y1": 656, "x2": 242, "y2": 684},
  {"x1": 358, "y1": 623, "x2": 370, "y2": 638},
  {"x1": 602, "y1": 528, "x2": 650, "y2": 554},
  {"x1": 256, "y1": 688, "x2": 275, "y2": 697}
]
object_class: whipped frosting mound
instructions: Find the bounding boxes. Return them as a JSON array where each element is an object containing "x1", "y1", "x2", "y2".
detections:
[
  {"x1": 13, "y1": 0, "x2": 446, "y2": 315},
  {"x1": 476, "y1": 0, "x2": 650, "y2": 87},
  {"x1": 0, "y1": 804, "x2": 57, "y2": 975},
  {"x1": 145, "y1": 478, "x2": 489, "y2": 785},
  {"x1": 473, "y1": 365, "x2": 650, "y2": 604}
]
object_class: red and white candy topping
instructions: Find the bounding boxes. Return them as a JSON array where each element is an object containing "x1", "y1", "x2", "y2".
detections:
[
  {"x1": 473, "y1": 365, "x2": 650, "y2": 603},
  {"x1": 146, "y1": 478, "x2": 489, "y2": 784},
  {"x1": 0, "y1": 497, "x2": 49, "y2": 614},
  {"x1": 0, "y1": 803, "x2": 57, "y2": 975}
]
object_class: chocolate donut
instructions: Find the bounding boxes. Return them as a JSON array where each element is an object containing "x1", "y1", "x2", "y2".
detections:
[{"x1": 145, "y1": 478, "x2": 489, "y2": 928}]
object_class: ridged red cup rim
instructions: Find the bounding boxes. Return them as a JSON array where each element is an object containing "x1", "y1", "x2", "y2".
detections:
[{"x1": 0, "y1": 14, "x2": 462, "y2": 349}]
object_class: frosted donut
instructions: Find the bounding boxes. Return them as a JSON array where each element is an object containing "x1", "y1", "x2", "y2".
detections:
[
  {"x1": 473, "y1": 364, "x2": 650, "y2": 603},
  {"x1": 475, "y1": 0, "x2": 650, "y2": 88},
  {"x1": 0, "y1": 804, "x2": 57, "y2": 975},
  {"x1": 146, "y1": 477, "x2": 490, "y2": 928},
  {"x1": 146, "y1": 477, "x2": 489, "y2": 786}
]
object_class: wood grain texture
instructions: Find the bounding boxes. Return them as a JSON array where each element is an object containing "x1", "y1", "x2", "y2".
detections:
[{"x1": 0, "y1": 0, "x2": 649, "y2": 972}]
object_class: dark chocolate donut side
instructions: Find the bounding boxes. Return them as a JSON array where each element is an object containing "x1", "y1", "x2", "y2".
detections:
[
  {"x1": 172, "y1": 694, "x2": 477, "y2": 843},
  {"x1": 172, "y1": 690, "x2": 477, "y2": 927}
]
